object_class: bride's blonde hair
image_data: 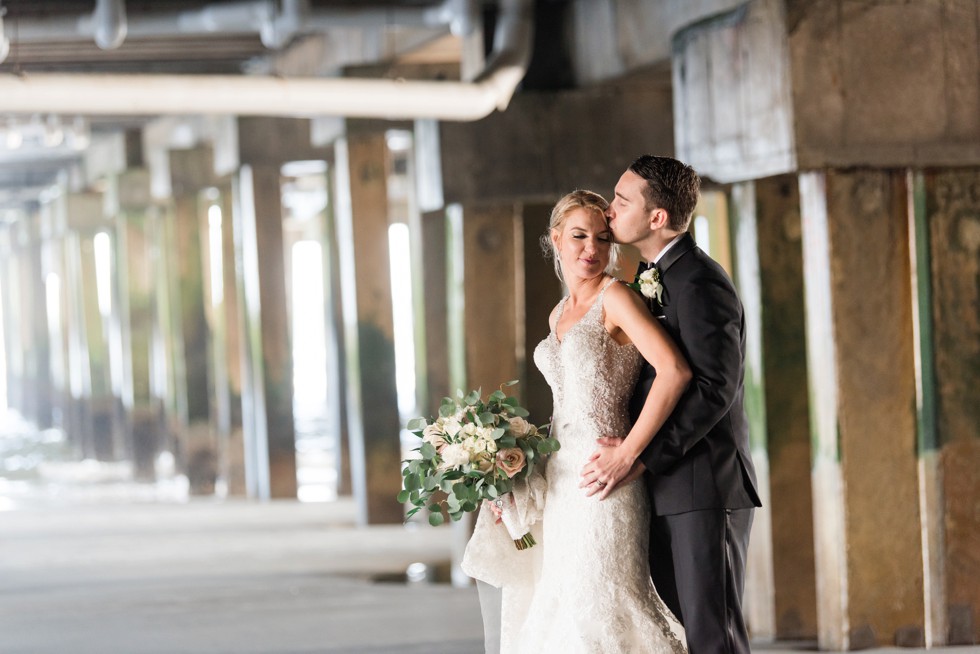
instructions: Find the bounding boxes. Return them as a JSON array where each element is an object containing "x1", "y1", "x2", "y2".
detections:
[{"x1": 540, "y1": 190, "x2": 619, "y2": 282}]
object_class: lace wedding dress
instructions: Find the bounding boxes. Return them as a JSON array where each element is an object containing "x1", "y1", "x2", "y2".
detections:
[{"x1": 513, "y1": 277, "x2": 686, "y2": 654}]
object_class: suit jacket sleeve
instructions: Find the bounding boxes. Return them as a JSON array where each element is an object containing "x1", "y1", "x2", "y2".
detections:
[{"x1": 638, "y1": 266, "x2": 744, "y2": 476}]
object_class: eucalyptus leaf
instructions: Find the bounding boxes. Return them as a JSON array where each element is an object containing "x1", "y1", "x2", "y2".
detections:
[
  {"x1": 404, "y1": 472, "x2": 421, "y2": 491},
  {"x1": 420, "y1": 442, "x2": 437, "y2": 460},
  {"x1": 396, "y1": 490, "x2": 410, "y2": 503},
  {"x1": 406, "y1": 417, "x2": 427, "y2": 431},
  {"x1": 429, "y1": 511, "x2": 445, "y2": 526}
]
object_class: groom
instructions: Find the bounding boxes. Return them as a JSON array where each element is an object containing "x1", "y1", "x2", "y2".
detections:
[{"x1": 582, "y1": 155, "x2": 761, "y2": 654}]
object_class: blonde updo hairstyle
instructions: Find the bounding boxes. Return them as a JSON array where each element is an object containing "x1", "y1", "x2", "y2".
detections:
[{"x1": 540, "y1": 189, "x2": 619, "y2": 282}]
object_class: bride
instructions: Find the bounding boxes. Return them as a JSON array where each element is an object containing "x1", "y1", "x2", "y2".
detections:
[{"x1": 466, "y1": 190, "x2": 691, "y2": 653}]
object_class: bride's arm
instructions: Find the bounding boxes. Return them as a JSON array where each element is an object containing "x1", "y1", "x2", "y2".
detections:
[{"x1": 582, "y1": 283, "x2": 691, "y2": 498}]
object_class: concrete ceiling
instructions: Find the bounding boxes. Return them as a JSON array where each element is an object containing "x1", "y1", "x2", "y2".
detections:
[{"x1": 0, "y1": 0, "x2": 490, "y2": 207}]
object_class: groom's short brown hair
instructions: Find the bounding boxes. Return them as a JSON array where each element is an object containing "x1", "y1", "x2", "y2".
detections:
[{"x1": 628, "y1": 155, "x2": 701, "y2": 232}]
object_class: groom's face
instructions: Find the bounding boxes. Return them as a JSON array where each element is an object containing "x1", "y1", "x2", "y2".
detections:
[{"x1": 607, "y1": 170, "x2": 655, "y2": 246}]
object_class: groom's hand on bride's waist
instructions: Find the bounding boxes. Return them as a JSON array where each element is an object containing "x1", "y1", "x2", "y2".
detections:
[{"x1": 580, "y1": 437, "x2": 647, "y2": 500}]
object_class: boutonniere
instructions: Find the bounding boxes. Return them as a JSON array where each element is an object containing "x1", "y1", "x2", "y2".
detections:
[{"x1": 628, "y1": 267, "x2": 664, "y2": 306}]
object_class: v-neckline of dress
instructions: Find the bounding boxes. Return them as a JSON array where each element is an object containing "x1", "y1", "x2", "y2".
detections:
[{"x1": 552, "y1": 278, "x2": 615, "y2": 345}]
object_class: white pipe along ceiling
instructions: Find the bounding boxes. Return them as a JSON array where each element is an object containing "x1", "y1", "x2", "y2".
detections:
[{"x1": 0, "y1": 0, "x2": 532, "y2": 122}]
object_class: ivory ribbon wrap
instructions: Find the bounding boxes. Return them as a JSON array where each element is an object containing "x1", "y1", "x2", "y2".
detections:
[{"x1": 461, "y1": 471, "x2": 547, "y2": 588}]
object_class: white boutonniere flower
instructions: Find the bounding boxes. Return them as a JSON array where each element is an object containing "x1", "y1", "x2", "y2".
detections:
[{"x1": 630, "y1": 267, "x2": 664, "y2": 306}]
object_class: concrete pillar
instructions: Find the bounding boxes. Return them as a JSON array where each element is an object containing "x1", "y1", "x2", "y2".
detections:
[
  {"x1": 110, "y1": 168, "x2": 166, "y2": 481},
  {"x1": 918, "y1": 168, "x2": 980, "y2": 645},
  {"x1": 419, "y1": 209, "x2": 451, "y2": 418},
  {"x1": 324, "y1": 166, "x2": 352, "y2": 497},
  {"x1": 216, "y1": 184, "x2": 247, "y2": 497},
  {"x1": 333, "y1": 133, "x2": 401, "y2": 524},
  {"x1": 169, "y1": 148, "x2": 217, "y2": 494},
  {"x1": 63, "y1": 192, "x2": 120, "y2": 461},
  {"x1": 800, "y1": 169, "x2": 925, "y2": 649},
  {"x1": 729, "y1": 181, "x2": 776, "y2": 641},
  {"x1": 459, "y1": 203, "x2": 520, "y2": 394},
  {"x1": 518, "y1": 202, "x2": 561, "y2": 422},
  {"x1": 232, "y1": 163, "x2": 297, "y2": 500},
  {"x1": 0, "y1": 224, "x2": 24, "y2": 417},
  {"x1": 751, "y1": 175, "x2": 818, "y2": 640},
  {"x1": 0, "y1": 215, "x2": 53, "y2": 428}
]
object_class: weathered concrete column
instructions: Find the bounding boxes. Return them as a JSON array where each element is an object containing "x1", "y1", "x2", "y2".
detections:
[
  {"x1": 460, "y1": 202, "x2": 520, "y2": 403},
  {"x1": 519, "y1": 202, "x2": 561, "y2": 423},
  {"x1": 216, "y1": 184, "x2": 247, "y2": 497},
  {"x1": 324, "y1": 168, "x2": 353, "y2": 497},
  {"x1": 918, "y1": 168, "x2": 980, "y2": 645},
  {"x1": 169, "y1": 148, "x2": 217, "y2": 494},
  {"x1": 800, "y1": 169, "x2": 925, "y2": 649},
  {"x1": 1, "y1": 214, "x2": 53, "y2": 429},
  {"x1": 750, "y1": 175, "x2": 817, "y2": 640},
  {"x1": 0, "y1": 223, "x2": 26, "y2": 418},
  {"x1": 109, "y1": 168, "x2": 167, "y2": 481},
  {"x1": 419, "y1": 209, "x2": 450, "y2": 418},
  {"x1": 232, "y1": 163, "x2": 297, "y2": 500},
  {"x1": 333, "y1": 133, "x2": 401, "y2": 524},
  {"x1": 729, "y1": 180, "x2": 776, "y2": 641}
]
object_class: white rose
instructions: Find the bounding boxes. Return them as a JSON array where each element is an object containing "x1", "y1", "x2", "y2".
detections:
[
  {"x1": 439, "y1": 443, "x2": 470, "y2": 470},
  {"x1": 442, "y1": 417, "x2": 462, "y2": 438},
  {"x1": 462, "y1": 423, "x2": 478, "y2": 437},
  {"x1": 638, "y1": 268, "x2": 663, "y2": 303}
]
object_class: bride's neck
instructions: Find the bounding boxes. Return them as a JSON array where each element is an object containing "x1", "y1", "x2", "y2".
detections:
[{"x1": 565, "y1": 274, "x2": 608, "y2": 304}]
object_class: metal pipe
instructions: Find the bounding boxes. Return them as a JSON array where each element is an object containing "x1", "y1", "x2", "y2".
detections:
[
  {"x1": 9, "y1": 0, "x2": 458, "y2": 43},
  {"x1": 92, "y1": 0, "x2": 127, "y2": 50},
  {"x1": 0, "y1": 0, "x2": 532, "y2": 121}
]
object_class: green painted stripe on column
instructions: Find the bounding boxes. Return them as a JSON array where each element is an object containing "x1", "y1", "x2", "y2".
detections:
[
  {"x1": 911, "y1": 171, "x2": 938, "y2": 454},
  {"x1": 446, "y1": 204, "x2": 467, "y2": 394}
]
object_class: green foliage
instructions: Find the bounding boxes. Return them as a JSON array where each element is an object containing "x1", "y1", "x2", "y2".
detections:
[{"x1": 396, "y1": 381, "x2": 557, "y2": 525}]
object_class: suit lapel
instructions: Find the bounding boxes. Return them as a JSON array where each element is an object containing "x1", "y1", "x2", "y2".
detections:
[
  {"x1": 656, "y1": 232, "x2": 696, "y2": 318},
  {"x1": 657, "y1": 232, "x2": 696, "y2": 276}
]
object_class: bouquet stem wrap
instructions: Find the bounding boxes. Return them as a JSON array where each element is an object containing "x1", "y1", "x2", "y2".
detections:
[{"x1": 495, "y1": 492, "x2": 536, "y2": 550}]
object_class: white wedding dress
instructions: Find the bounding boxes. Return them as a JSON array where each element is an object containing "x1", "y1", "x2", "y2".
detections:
[{"x1": 513, "y1": 278, "x2": 686, "y2": 654}]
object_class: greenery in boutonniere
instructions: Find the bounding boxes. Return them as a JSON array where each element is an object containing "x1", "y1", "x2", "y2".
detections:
[{"x1": 628, "y1": 267, "x2": 664, "y2": 305}]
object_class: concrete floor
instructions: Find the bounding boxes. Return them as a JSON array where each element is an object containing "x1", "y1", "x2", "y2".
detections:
[{"x1": 1, "y1": 494, "x2": 978, "y2": 654}]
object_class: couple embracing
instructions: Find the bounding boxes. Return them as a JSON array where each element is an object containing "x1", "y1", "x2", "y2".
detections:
[{"x1": 465, "y1": 155, "x2": 762, "y2": 654}]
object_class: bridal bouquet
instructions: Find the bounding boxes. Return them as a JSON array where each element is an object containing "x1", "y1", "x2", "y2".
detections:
[{"x1": 398, "y1": 381, "x2": 558, "y2": 549}]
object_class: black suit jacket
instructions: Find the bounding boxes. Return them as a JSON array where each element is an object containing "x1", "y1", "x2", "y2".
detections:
[{"x1": 629, "y1": 233, "x2": 761, "y2": 516}]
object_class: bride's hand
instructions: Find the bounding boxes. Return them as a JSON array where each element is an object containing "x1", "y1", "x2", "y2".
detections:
[{"x1": 580, "y1": 437, "x2": 644, "y2": 499}]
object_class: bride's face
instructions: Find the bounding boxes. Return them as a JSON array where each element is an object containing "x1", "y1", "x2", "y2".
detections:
[{"x1": 552, "y1": 208, "x2": 612, "y2": 281}]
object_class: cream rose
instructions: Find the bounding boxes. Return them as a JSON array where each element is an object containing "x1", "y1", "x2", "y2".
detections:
[
  {"x1": 422, "y1": 424, "x2": 447, "y2": 451},
  {"x1": 508, "y1": 416, "x2": 531, "y2": 438},
  {"x1": 496, "y1": 447, "x2": 526, "y2": 478}
]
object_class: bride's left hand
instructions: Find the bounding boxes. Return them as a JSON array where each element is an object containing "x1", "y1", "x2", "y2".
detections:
[{"x1": 580, "y1": 437, "x2": 645, "y2": 499}]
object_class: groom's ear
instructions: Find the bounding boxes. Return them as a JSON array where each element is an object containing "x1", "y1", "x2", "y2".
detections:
[{"x1": 649, "y1": 207, "x2": 669, "y2": 230}]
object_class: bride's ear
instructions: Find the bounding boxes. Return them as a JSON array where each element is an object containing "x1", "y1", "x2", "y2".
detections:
[{"x1": 550, "y1": 228, "x2": 561, "y2": 254}]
